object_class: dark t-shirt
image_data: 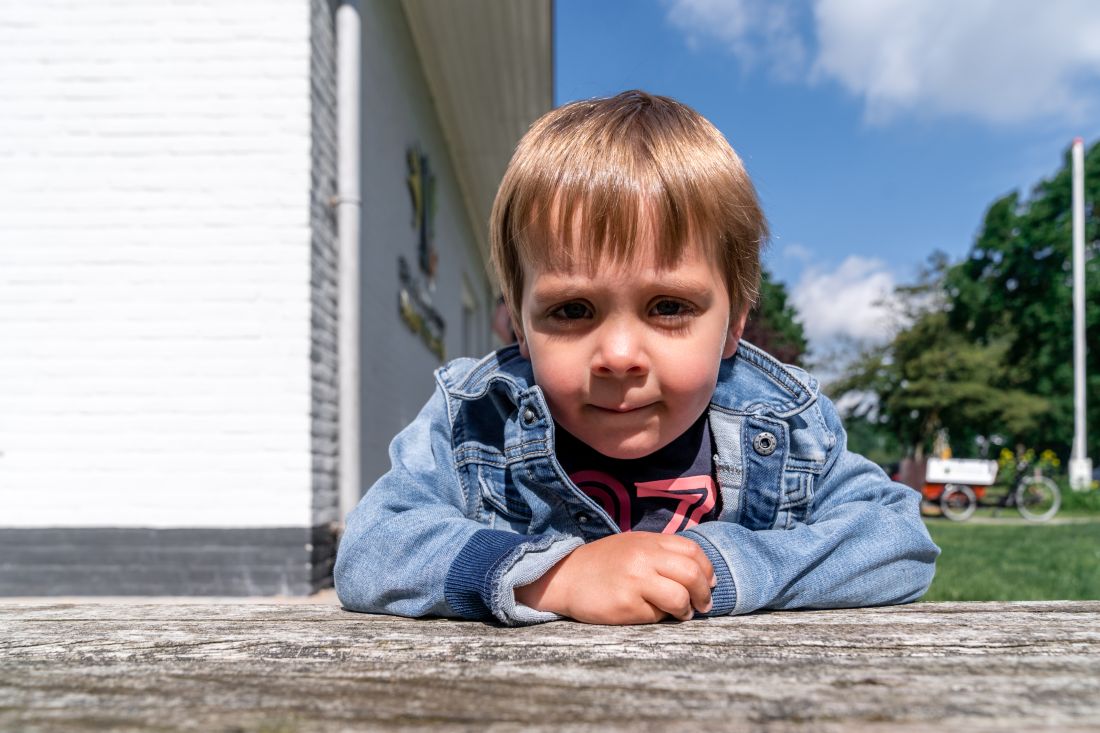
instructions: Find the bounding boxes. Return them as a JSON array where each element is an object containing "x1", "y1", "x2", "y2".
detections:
[{"x1": 554, "y1": 413, "x2": 722, "y2": 534}]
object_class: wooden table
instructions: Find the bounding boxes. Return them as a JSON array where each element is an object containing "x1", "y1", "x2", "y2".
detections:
[{"x1": 2, "y1": 601, "x2": 1099, "y2": 731}]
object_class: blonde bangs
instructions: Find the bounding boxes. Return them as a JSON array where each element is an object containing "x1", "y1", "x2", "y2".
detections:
[{"x1": 491, "y1": 91, "x2": 767, "y2": 324}]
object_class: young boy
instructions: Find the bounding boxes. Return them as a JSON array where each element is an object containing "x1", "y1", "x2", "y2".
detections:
[{"x1": 334, "y1": 90, "x2": 939, "y2": 626}]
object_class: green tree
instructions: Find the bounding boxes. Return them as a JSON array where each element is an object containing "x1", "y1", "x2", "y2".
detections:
[
  {"x1": 944, "y1": 140, "x2": 1100, "y2": 458},
  {"x1": 831, "y1": 259, "x2": 1048, "y2": 458},
  {"x1": 743, "y1": 269, "x2": 808, "y2": 365}
]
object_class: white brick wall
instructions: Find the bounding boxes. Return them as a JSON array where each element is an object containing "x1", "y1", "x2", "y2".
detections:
[{"x1": 0, "y1": 1, "x2": 316, "y2": 527}]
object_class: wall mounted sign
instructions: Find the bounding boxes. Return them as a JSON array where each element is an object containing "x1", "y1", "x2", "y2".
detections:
[
  {"x1": 398, "y1": 257, "x2": 445, "y2": 361},
  {"x1": 399, "y1": 145, "x2": 446, "y2": 360}
]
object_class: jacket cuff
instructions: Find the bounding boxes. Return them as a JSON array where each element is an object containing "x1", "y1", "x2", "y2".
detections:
[
  {"x1": 444, "y1": 529, "x2": 556, "y2": 621},
  {"x1": 497, "y1": 535, "x2": 585, "y2": 626},
  {"x1": 682, "y1": 530, "x2": 737, "y2": 616}
]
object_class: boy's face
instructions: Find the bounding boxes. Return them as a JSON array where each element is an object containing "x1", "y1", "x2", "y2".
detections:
[{"x1": 514, "y1": 231, "x2": 747, "y2": 460}]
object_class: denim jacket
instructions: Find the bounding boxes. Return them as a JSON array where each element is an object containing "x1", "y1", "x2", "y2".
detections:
[{"x1": 334, "y1": 341, "x2": 939, "y2": 625}]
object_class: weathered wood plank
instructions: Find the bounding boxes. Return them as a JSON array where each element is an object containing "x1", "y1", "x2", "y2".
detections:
[{"x1": 1, "y1": 601, "x2": 1098, "y2": 731}]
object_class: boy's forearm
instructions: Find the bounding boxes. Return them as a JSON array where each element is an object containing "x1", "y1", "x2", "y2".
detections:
[
  {"x1": 682, "y1": 484, "x2": 938, "y2": 615},
  {"x1": 675, "y1": 389, "x2": 939, "y2": 616}
]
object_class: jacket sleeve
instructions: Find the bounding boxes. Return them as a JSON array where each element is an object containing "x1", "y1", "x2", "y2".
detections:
[
  {"x1": 681, "y1": 393, "x2": 940, "y2": 616},
  {"x1": 333, "y1": 381, "x2": 582, "y2": 625}
]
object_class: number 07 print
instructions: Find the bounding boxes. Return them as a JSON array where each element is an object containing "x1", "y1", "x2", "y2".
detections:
[{"x1": 635, "y1": 476, "x2": 717, "y2": 534}]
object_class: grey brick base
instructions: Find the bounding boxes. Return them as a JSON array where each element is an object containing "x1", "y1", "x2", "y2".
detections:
[{"x1": 0, "y1": 526, "x2": 337, "y2": 596}]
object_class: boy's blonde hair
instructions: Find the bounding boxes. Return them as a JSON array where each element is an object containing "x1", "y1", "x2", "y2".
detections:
[{"x1": 490, "y1": 90, "x2": 767, "y2": 325}]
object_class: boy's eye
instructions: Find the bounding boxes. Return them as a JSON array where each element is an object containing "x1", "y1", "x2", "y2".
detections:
[
  {"x1": 651, "y1": 299, "x2": 691, "y2": 318},
  {"x1": 551, "y1": 302, "x2": 592, "y2": 320}
]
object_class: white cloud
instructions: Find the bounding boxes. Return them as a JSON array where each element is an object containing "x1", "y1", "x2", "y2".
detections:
[
  {"x1": 665, "y1": 0, "x2": 1100, "y2": 126},
  {"x1": 790, "y1": 255, "x2": 896, "y2": 348},
  {"x1": 812, "y1": 0, "x2": 1100, "y2": 125},
  {"x1": 664, "y1": 0, "x2": 807, "y2": 80}
]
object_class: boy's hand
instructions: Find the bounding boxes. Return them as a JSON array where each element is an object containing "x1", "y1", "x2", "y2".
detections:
[{"x1": 514, "y1": 533, "x2": 716, "y2": 624}]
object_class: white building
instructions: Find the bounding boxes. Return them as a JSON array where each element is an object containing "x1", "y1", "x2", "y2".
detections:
[{"x1": 0, "y1": 0, "x2": 552, "y2": 595}]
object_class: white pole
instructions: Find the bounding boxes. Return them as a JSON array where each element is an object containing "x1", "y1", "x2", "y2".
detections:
[
  {"x1": 1070, "y1": 138, "x2": 1092, "y2": 491},
  {"x1": 337, "y1": 1, "x2": 363, "y2": 519}
]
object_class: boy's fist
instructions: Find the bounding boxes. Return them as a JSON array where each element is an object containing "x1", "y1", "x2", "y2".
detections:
[{"x1": 514, "y1": 533, "x2": 717, "y2": 625}]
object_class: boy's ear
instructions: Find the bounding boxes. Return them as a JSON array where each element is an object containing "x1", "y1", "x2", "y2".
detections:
[
  {"x1": 722, "y1": 308, "x2": 750, "y2": 359},
  {"x1": 514, "y1": 316, "x2": 530, "y2": 359}
]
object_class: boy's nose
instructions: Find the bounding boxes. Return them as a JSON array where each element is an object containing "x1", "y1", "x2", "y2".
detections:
[{"x1": 592, "y1": 322, "x2": 649, "y2": 377}]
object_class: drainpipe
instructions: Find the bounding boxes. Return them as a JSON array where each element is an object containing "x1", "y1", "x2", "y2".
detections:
[{"x1": 336, "y1": 0, "x2": 362, "y2": 524}]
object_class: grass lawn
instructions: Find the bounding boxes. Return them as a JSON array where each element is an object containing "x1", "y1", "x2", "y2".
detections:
[
  {"x1": 1059, "y1": 485, "x2": 1100, "y2": 516},
  {"x1": 921, "y1": 519, "x2": 1100, "y2": 601}
]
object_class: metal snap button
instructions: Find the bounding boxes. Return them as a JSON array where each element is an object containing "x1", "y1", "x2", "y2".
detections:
[
  {"x1": 522, "y1": 408, "x2": 537, "y2": 426},
  {"x1": 575, "y1": 513, "x2": 590, "y2": 524},
  {"x1": 753, "y1": 431, "x2": 777, "y2": 456}
]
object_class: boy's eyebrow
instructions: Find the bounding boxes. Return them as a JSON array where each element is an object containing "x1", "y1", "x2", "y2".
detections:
[
  {"x1": 647, "y1": 275, "x2": 713, "y2": 294},
  {"x1": 529, "y1": 274, "x2": 715, "y2": 301}
]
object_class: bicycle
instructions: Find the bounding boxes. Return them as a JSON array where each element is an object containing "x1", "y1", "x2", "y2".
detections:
[{"x1": 936, "y1": 458, "x2": 1061, "y2": 522}]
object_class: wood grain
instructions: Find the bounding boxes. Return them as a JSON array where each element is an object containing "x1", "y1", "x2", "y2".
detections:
[{"x1": 2, "y1": 601, "x2": 1098, "y2": 731}]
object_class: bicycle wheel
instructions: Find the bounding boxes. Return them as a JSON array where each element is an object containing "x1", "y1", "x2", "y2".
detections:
[
  {"x1": 941, "y1": 484, "x2": 977, "y2": 521},
  {"x1": 1015, "y1": 476, "x2": 1061, "y2": 522}
]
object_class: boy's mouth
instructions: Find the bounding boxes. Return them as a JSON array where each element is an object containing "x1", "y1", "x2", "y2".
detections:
[{"x1": 589, "y1": 402, "x2": 655, "y2": 414}]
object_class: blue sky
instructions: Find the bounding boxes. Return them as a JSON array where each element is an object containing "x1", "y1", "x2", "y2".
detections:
[{"x1": 554, "y1": 0, "x2": 1100, "y2": 355}]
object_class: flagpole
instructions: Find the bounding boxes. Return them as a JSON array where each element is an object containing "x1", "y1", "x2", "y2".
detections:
[{"x1": 1070, "y1": 137, "x2": 1092, "y2": 490}]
